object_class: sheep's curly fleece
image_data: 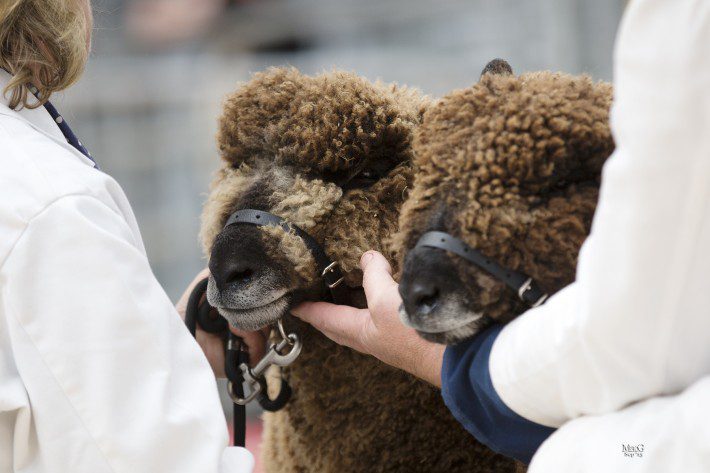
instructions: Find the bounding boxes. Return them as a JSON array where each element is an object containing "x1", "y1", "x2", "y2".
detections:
[
  {"x1": 395, "y1": 71, "x2": 615, "y2": 348},
  {"x1": 200, "y1": 68, "x2": 516, "y2": 472}
]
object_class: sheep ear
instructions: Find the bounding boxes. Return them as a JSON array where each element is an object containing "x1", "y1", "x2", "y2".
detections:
[{"x1": 480, "y1": 59, "x2": 513, "y2": 78}]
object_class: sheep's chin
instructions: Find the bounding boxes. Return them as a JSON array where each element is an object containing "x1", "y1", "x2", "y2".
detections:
[
  {"x1": 416, "y1": 323, "x2": 482, "y2": 345},
  {"x1": 216, "y1": 295, "x2": 291, "y2": 331},
  {"x1": 399, "y1": 303, "x2": 485, "y2": 345}
]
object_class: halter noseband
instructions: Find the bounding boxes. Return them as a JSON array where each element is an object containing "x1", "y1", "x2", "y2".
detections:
[
  {"x1": 415, "y1": 231, "x2": 549, "y2": 307},
  {"x1": 224, "y1": 209, "x2": 349, "y2": 303},
  {"x1": 184, "y1": 209, "x2": 356, "y2": 447}
]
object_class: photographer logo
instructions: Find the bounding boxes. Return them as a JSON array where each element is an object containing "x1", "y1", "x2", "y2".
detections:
[{"x1": 622, "y1": 444, "x2": 645, "y2": 458}]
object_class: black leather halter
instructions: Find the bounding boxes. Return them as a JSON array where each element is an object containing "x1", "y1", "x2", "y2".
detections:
[
  {"x1": 415, "y1": 231, "x2": 549, "y2": 307},
  {"x1": 224, "y1": 209, "x2": 350, "y2": 304},
  {"x1": 184, "y1": 208, "x2": 350, "y2": 448}
]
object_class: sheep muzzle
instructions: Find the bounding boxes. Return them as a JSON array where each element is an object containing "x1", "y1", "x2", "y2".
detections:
[
  {"x1": 399, "y1": 245, "x2": 490, "y2": 345},
  {"x1": 206, "y1": 222, "x2": 299, "y2": 330},
  {"x1": 207, "y1": 207, "x2": 350, "y2": 330}
]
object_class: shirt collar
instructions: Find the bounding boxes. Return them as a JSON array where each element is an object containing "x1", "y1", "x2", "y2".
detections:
[
  {"x1": 0, "y1": 69, "x2": 66, "y2": 142},
  {"x1": 0, "y1": 69, "x2": 96, "y2": 167}
]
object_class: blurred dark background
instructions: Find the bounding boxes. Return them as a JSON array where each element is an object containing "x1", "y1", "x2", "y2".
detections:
[{"x1": 57, "y1": 1, "x2": 625, "y2": 467}]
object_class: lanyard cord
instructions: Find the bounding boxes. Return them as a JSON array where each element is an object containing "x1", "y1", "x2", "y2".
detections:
[
  {"x1": 21, "y1": 83, "x2": 99, "y2": 169},
  {"x1": 41, "y1": 97, "x2": 98, "y2": 169}
]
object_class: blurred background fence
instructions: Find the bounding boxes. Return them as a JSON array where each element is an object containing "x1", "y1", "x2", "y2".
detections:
[{"x1": 57, "y1": 0, "x2": 625, "y2": 467}]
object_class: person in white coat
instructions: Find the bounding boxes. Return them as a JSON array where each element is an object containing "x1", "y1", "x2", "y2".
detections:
[
  {"x1": 0, "y1": 1, "x2": 255, "y2": 471},
  {"x1": 291, "y1": 0, "x2": 710, "y2": 470}
]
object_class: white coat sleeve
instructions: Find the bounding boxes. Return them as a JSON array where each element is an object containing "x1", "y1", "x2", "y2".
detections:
[
  {"x1": 489, "y1": 0, "x2": 710, "y2": 427},
  {"x1": 529, "y1": 376, "x2": 710, "y2": 472},
  {"x1": 1, "y1": 194, "x2": 253, "y2": 473}
]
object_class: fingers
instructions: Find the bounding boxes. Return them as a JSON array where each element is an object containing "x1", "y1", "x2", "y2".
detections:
[
  {"x1": 175, "y1": 268, "x2": 211, "y2": 321},
  {"x1": 192, "y1": 267, "x2": 211, "y2": 282},
  {"x1": 360, "y1": 251, "x2": 401, "y2": 317},
  {"x1": 291, "y1": 302, "x2": 368, "y2": 351},
  {"x1": 229, "y1": 325, "x2": 269, "y2": 366},
  {"x1": 195, "y1": 329, "x2": 226, "y2": 377}
]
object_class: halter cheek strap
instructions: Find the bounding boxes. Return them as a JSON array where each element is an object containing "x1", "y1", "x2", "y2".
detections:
[
  {"x1": 224, "y1": 209, "x2": 349, "y2": 303},
  {"x1": 415, "y1": 231, "x2": 548, "y2": 307}
]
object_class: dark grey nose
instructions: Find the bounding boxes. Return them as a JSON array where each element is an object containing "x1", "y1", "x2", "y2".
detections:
[
  {"x1": 401, "y1": 279, "x2": 441, "y2": 317},
  {"x1": 210, "y1": 258, "x2": 257, "y2": 291},
  {"x1": 399, "y1": 244, "x2": 461, "y2": 321},
  {"x1": 208, "y1": 225, "x2": 269, "y2": 292}
]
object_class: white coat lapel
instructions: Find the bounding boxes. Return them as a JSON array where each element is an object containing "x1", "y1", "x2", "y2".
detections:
[{"x1": 0, "y1": 70, "x2": 97, "y2": 168}]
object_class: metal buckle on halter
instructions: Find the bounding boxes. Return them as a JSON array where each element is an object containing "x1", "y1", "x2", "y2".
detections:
[
  {"x1": 227, "y1": 324, "x2": 303, "y2": 406},
  {"x1": 517, "y1": 278, "x2": 549, "y2": 308},
  {"x1": 321, "y1": 261, "x2": 344, "y2": 289}
]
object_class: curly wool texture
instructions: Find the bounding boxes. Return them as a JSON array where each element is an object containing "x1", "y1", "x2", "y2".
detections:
[
  {"x1": 395, "y1": 70, "x2": 614, "y2": 325},
  {"x1": 270, "y1": 175, "x2": 343, "y2": 230},
  {"x1": 217, "y1": 66, "x2": 427, "y2": 174},
  {"x1": 261, "y1": 225, "x2": 317, "y2": 282},
  {"x1": 325, "y1": 164, "x2": 411, "y2": 278},
  {"x1": 201, "y1": 68, "x2": 517, "y2": 472},
  {"x1": 200, "y1": 164, "x2": 343, "y2": 256},
  {"x1": 199, "y1": 164, "x2": 257, "y2": 253}
]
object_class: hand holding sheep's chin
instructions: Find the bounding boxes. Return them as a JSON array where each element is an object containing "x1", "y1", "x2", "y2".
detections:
[
  {"x1": 291, "y1": 251, "x2": 445, "y2": 387},
  {"x1": 177, "y1": 268, "x2": 269, "y2": 377}
]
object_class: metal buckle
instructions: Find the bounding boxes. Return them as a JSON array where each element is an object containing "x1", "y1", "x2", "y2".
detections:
[
  {"x1": 530, "y1": 293, "x2": 548, "y2": 308},
  {"x1": 517, "y1": 277, "x2": 533, "y2": 301},
  {"x1": 321, "y1": 261, "x2": 344, "y2": 289},
  {"x1": 277, "y1": 318, "x2": 295, "y2": 346},
  {"x1": 227, "y1": 326, "x2": 302, "y2": 406},
  {"x1": 517, "y1": 277, "x2": 548, "y2": 307}
]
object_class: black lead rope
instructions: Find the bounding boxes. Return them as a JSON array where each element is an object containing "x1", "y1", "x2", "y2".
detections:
[
  {"x1": 184, "y1": 278, "x2": 295, "y2": 447},
  {"x1": 184, "y1": 208, "x2": 348, "y2": 447},
  {"x1": 185, "y1": 278, "x2": 250, "y2": 447},
  {"x1": 225, "y1": 333, "x2": 249, "y2": 448},
  {"x1": 415, "y1": 231, "x2": 549, "y2": 307}
]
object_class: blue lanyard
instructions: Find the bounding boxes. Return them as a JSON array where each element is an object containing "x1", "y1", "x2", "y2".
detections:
[
  {"x1": 40, "y1": 96, "x2": 99, "y2": 169},
  {"x1": 23, "y1": 84, "x2": 99, "y2": 169}
]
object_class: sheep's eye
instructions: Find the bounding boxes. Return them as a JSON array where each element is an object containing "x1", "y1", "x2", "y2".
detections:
[{"x1": 341, "y1": 170, "x2": 380, "y2": 191}]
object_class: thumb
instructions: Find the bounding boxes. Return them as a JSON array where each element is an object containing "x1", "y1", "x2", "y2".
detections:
[{"x1": 360, "y1": 251, "x2": 399, "y2": 315}]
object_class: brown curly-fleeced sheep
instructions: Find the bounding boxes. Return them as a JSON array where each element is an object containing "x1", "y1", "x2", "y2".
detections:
[
  {"x1": 200, "y1": 68, "x2": 516, "y2": 472},
  {"x1": 396, "y1": 64, "x2": 614, "y2": 347}
]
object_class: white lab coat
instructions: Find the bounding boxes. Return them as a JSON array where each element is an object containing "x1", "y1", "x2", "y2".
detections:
[
  {"x1": 488, "y1": 0, "x2": 710, "y2": 470},
  {"x1": 0, "y1": 71, "x2": 254, "y2": 473}
]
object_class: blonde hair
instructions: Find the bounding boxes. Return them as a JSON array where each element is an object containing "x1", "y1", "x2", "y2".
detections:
[{"x1": 0, "y1": 0, "x2": 89, "y2": 109}]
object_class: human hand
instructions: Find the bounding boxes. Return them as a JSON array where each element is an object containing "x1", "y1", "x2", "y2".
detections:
[
  {"x1": 176, "y1": 268, "x2": 269, "y2": 377},
  {"x1": 291, "y1": 251, "x2": 445, "y2": 387}
]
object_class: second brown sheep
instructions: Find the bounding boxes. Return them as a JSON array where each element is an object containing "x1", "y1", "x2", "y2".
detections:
[{"x1": 396, "y1": 62, "x2": 614, "y2": 348}]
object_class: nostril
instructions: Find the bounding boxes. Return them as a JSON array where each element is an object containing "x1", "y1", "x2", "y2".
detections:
[
  {"x1": 226, "y1": 268, "x2": 254, "y2": 286},
  {"x1": 415, "y1": 290, "x2": 440, "y2": 313},
  {"x1": 408, "y1": 282, "x2": 440, "y2": 315}
]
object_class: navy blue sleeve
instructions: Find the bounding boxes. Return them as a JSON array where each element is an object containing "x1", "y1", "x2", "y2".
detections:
[{"x1": 441, "y1": 324, "x2": 556, "y2": 464}]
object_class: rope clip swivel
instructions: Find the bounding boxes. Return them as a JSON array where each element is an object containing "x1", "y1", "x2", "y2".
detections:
[{"x1": 227, "y1": 320, "x2": 302, "y2": 407}]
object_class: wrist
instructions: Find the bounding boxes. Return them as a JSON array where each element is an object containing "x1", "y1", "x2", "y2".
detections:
[{"x1": 407, "y1": 340, "x2": 445, "y2": 387}]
